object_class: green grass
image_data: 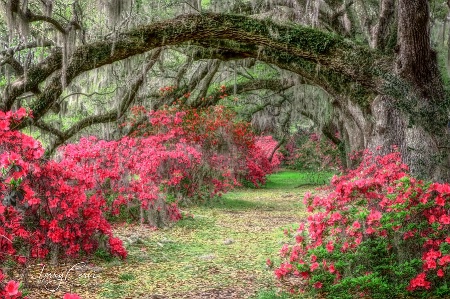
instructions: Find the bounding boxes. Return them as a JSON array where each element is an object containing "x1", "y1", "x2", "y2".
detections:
[
  {"x1": 205, "y1": 196, "x2": 267, "y2": 210},
  {"x1": 264, "y1": 170, "x2": 335, "y2": 189},
  {"x1": 252, "y1": 289, "x2": 295, "y2": 299},
  {"x1": 118, "y1": 273, "x2": 135, "y2": 281},
  {"x1": 101, "y1": 282, "x2": 128, "y2": 299}
]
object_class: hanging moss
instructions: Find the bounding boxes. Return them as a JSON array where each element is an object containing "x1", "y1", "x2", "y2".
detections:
[{"x1": 20, "y1": 12, "x2": 390, "y2": 123}]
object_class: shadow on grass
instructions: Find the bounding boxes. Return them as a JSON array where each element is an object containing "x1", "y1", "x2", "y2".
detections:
[
  {"x1": 195, "y1": 170, "x2": 333, "y2": 211},
  {"x1": 175, "y1": 214, "x2": 216, "y2": 229}
]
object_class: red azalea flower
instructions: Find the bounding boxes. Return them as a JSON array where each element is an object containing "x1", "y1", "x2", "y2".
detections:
[
  {"x1": 329, "y1": 264, "x2": 336, "y2": 273},
  {"x1": 313, "y1": 281, "x2": 323, "y2": 289},
  {"x1": 4, "y1": 280, "x2": 19, "y2": 296},
  {"x1": 64, "y1": 293, "x2": 82, "y2": 299},
  {"x1": 326, "y1": 241, "x2": 334, "y2": 253}
]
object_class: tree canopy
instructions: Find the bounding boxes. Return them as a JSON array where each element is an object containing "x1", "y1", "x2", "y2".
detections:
[{"x1": 1, "y1": 0, "x2": 450, "y2": 179}]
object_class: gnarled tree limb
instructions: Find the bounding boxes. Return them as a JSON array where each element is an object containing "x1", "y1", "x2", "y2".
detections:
[{"x1": 4, "y1": 13, "x2": 388, "y2": 124}]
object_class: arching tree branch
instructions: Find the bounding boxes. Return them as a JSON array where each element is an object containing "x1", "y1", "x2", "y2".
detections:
[{"x1": 3, "y1": 13, "x2": 389, "y2": 126}]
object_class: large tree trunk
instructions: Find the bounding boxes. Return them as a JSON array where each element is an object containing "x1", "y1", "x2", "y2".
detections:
[
  {"x1": 367, "y1": 0, "x2": 450, "y2": 181},
  {"x1": 396, "y1": 0, "x2": 443, "y2": 99}
]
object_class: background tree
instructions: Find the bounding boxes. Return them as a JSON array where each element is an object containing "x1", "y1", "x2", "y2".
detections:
[{"x1": 0, "y1": 0, "x2": 449, "y2": 180}]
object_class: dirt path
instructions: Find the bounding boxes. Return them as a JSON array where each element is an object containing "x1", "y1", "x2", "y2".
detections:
[{"x1": 24, "y1": 171, "x2": 321, "y2": 299}]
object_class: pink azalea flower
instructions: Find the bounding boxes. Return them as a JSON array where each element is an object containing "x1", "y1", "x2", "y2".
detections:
[
  {"x1": 64, "y1": 293, "x2": 82, "y2": 299},
  {"x1": 4, "y1": 280, "x2": 19, "y2": 296},
  {"x1": 313, "y1": 281, "x2": 323, "y2": 289}
]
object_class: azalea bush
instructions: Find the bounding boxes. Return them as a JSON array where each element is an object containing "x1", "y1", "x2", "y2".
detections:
[
  {"x1": 274, "y1": 150, "x2": 450, "y2": 298},
  {"x1": 125, "y1": 105, "x2": 282, "y2": 194},
  {"x1": 249, "y1": 135, "x2": 283, "y2": 186},
  {"x1": 57, "y1": 104, "x2": 282, "y2": 226},
  {"x1": 0, "y1": 271, "x2": 23, "y2": 299},
  {"x1": 58, "y1": 117, "x2": 194, "y2": 226},
  {"x1": 0, "y1": 109, "x2": 126, "y2": 270}
]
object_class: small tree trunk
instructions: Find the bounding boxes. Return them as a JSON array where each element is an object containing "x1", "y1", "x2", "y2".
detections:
[
  {"x1": 140, "y1": 204, "x2": 145, "y2": 226},
  {"x1": 50, "y1": 244, "x2": 59, "y2": 266},
  {"x1": 147, "y1": 194, "x2": 170, "y2": 228},
  {"x1": 371, "y1": 0, "x2": 395, "y2": 50}
]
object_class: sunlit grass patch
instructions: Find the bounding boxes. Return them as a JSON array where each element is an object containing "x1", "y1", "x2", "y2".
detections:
[{"x1": 264, "y1": 170, "x2": 335, "y2": 189}]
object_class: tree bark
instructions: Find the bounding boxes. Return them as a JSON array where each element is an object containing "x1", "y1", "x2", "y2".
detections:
[
  {"x1": 371, "y1": 0, "x2": 396, "y2": 51},
  {"x1": 367, "y1": 0, "x2": 450, "y2": 180},
  {"x1": 396, "y1": 0, "x2": 443, "y2": 99}
]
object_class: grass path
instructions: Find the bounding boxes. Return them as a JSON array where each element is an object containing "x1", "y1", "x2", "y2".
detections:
[{"x1": 25, "y1": 171, "x2": 331, "y2": 299}]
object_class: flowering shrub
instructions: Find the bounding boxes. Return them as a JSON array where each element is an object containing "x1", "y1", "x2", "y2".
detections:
[
  {"x1": 275, "y1": 150, "x2": 450, "y2": 298},
  {"x1": 0, "y1": 109, "x2": 125, "y2": 269},
  {"x1": 0, "y1": 272, "x2": 23, "y2": 298},
  {"x1": 126, "y1": 105, "x2": 282, "y2": 195},
  {"x1": 247, "y1": 136, "x2": 283, "y2": 186},
  {"x1": 58, "y1": 116, "x2": 197, "y2": 226},
  {"x1": 284, "y1": 131, "x2": 340, "y2": 171},
  {"x1": 254, "y1": 136, "x2": 283, "y2": 170}
]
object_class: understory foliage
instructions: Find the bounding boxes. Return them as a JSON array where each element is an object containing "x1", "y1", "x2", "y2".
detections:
[
  {"x1": 284, "y1": 131, "x2": 340, "y2": 171},
  {"x1": 123, "y1": 104, "x2": 282, "y2": 196},
  {"x1": 0, "y1": 106, "x2": 280, "y2": 297},
  {"x1": 0, "y1": 109, "x2": 125, "y2": 263},
  {"x1": 0, "y1": 109, "x2": 119, "y2": 298},
  {"x1": 275, "y1": 150, "x2": 450, "y2": 298},
  {"x1": 0, "y1": 106, "x2": 281, "y2": 261}
]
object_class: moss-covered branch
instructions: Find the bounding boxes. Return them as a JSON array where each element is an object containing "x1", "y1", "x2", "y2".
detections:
[
  {"x1": 4, "y1": 13, "x2": 389, "y2": 122},
  {"x1": 2, "y1": 48, "x2": 62, "y2": 110}
]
